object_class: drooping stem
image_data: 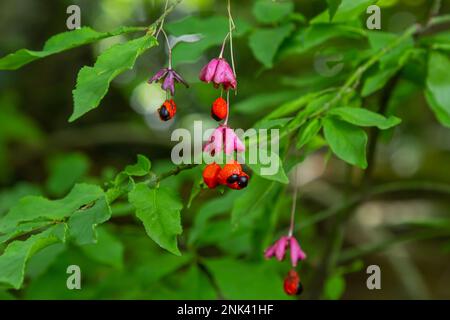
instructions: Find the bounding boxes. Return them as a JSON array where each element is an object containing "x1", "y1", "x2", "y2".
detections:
[
  {"x1": 219, "y1": 32, "x2": 230, "y2": 58},
  {"x1": 288, "y1": 170, "x2": 298, "y2": 237},
  {"x1": 224, "y1": 90, "x2": 230, "y2": 125},
  {"x1": 227, "y1": 0, "x2": 237, "y2": 82},
  {"x1": 150, "y1": 0, "x2": 183, "y2": 34},
  {"x1": 155, "y1": 0, "x2": 170, "y2": 37},
  {"x1": 160, "y1": 28, "x2": 172, "y2": 69}
]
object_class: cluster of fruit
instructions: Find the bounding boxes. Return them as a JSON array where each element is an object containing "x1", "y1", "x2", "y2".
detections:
[{"x1": 202, "y1": 161, "x2": 249, "y2": 190}]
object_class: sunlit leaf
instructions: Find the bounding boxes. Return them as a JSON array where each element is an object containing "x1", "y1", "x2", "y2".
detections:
[
  {"x1": 425, "y1": 51, "x2": 450, "y2": 128},
  {"x1": 128, "y1": 184, "x2": 182, "y2": 255},
  {"x1": 71, "y1": 35, "x2": 157, "y2": 122},
  {"x1": 0, "y1": 224, "x2": 66, "y2": 289},
  {"x1": 328, "y1": 107, "x2": 401, "y2": 129},
  {"x1": 0, "y1": 26, "x2": 144, "y2": 70},
  {"x1": 252, "y1": 0, "x2": 294, "y2": 24},
  {"x1": 323, "y1": 117, "x2": 368, "y2": 168},
  {"x1": 249, "y1": 24, "x2": 294, "y2": 68}
]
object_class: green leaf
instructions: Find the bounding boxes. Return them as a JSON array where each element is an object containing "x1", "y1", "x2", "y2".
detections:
[
  {"x1": 71, "y1": 35, "x2": 156, "y2": 122},
  {"x1": 203, "y1": 258, "x2": 288, "y2": 299},
  {"x1": 296, "y1": 118, "x2": 322, "y2": 150},
  {"x1": 323, "y1": 117, "x2": 368, "y2": 169},
  {"x1": 425, "y1": 51, "x2": 450, "y2": 128},
  {"x1": 0, "y1": 26, "x2": 144, "y2": 70},
  {"x1": 166, "y1": 16, "x2": 250, "y2": 66},
  {"x1": 81, "y1": 227, "x2": 124, "y2": 269},
  {"x1": 249, "y1": 24, "x2": 294, "y2": 68},
  {"x1": 312, "y1": 0, "x2": 377, "y2": 23},
  {"x1": 324, "y1": 274, "x2": 346, "y2": 300},
  {"x1": 328, "y1": 107, "x2": 401, "y2": 129},
  {"x1": 0, "y1": 183, "x2": 105, "y2": 234},
  {"x1": 327, "y1": 0, "x2": 343, "y2": 21},
  {"x1": 128, "y1": 184, "x2": 182, "y2": 255},
  {"x1": 46, "y1": 153, "x2": 90, "y2": 197},
  {"x1": 362, "y1": 65, "x2": 400, "y2": 97},
  {"x1": 367, "y1": 31, "x2": 414, "y2": 69},
  {"x1": 124, "y1": 154, "x2": 151, "y2": 177},
  {"x1": 0, "y1": 224, "x2": 66, "y2": 289},
  {"x1": 67, "y1": 194, "x2": 112, "y2": 245},
  {"x1": 282, "y1": 24, "x2": 365, "y2": 56},
  {"x1": 252, "y1": 0, "x2": 294, "y2": 24}
]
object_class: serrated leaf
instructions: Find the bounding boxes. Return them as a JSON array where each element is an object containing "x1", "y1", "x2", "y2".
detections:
[
  {"x1": 425, "y1": 51, "x2": 450, "y2": 128},
  {"x1": 249, "y1": 24, "x2": 294, "y2": 68},
  {"x1": 70, "y1": 35, "x2": 157, "y2": 122},
  {"x1": 128, "y1": 184, "x2": 182, "y2": 255},
  {"x1": 0, "y1": 26, "x2": 144, "y2": 70},
  {"x1": 296, "y1": 118, "x2": 322, "y2": 150},
  {"x1": 323, "y1": 117, "x2": 368, "y2": 169},
  {"x1": 252, "y1": 0, "x2": 294, "y2": 24},
  {"x1": 328, "y1": 107, "x2": 401, "y2": 129},
  {"x1": 67, "y1": 195, "x2": 111, "y2": 245},
  {"x1": 0, "y1": 224, "x2": 66, "y2": 289},
  {"x1": 0, "y1": 184, "x2": 105, "y2": 234},
  {"x1": 124, "y1": 154, "x2": 151, "y2": 177},
  {"x1": 46, "y1": 153, "x2": 90, "y2": 197}
]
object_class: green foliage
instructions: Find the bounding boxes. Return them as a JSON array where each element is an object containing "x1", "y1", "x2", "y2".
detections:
[
  {"x1": 323, "y1": 274, "x2": 346, "y2": 300},
  {"x1": 128, "y1": 184, "x2": 183, "y2": 256},
  {"x1": 249, "y1": 24, "x2": 294, "y2": 68},
  {"x1": 296, "y1": 118, "x2": 322, "y2": 150},
  {"x1": 71, "y1": 35, "x2": 157, "y2": 122},
  {"x1": 425, "y1": 51, "x2": 450, "y2": 128},
  {"x1": 46, "y1": 153, "x2": 90, "y2": 197},
  {"x1": 252, "y1": 0, "x2": 294, "y2": 24},
  {"x1": 1, "y1": 0, "x2": 450, "y2": 301},
  {"x1": 0, "y1": 224, "x2": 66, "y2": 289},
  {"x1": 0, "y1": 26, "x2": 144, "y2": 70},
  {"x1": 326, "y1": 0, "x2": 342, "y2": 21},
  {"x1": 166, "y1": 16, "x2": 250, "y2": 66},
  {"x1": 323, "y1": 117, "x2": 368, "y2": 169},
  {"x1": 204, "y1": 258, "x2": 288, "y2": 299},
  {"x1": 328, "y1": 107, "x2": 401, "y2": 129},
  {"x1": 312, "y1": 0, "x2": 377, "y2": 23}
]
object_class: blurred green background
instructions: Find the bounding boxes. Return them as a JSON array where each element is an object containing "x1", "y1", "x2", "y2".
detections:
[{"x1": 0, "y1": 0, "x2": 450, "y2": 300}]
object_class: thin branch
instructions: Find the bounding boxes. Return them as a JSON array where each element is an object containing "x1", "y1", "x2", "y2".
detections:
[{"x1": 148, "y1": 0, "x2": 183, "y2": 35}]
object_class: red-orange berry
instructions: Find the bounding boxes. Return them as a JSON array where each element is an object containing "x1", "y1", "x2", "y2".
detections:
[
  {"x1": 158, "y1": 99, "x2": 176, "y2": 121},
  {"x1": 283, "y1": 270, "x2": 303, "y2": 296},
  {"x1": 211, "y1": 97, "x2": 228, "y2": 121},
  {"x1": 202, "y1": 163, "x2": 221, "y2": 189},
  {"x1": 217, "y1": 161, "x2": 242, "y2": 186}
]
